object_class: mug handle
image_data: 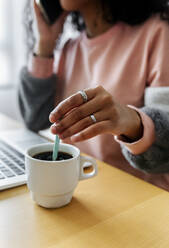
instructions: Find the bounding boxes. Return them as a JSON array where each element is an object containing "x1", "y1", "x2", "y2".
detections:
[{"x1": 79, "y1": 155, "x2": 98, "y2": 180}]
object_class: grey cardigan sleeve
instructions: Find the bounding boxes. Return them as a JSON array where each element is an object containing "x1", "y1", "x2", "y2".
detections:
[
  {"x1": 18, "y1": 67, "x2": 58, "y2": 132},
  {"x1": 121, "y1": 87, "x2": 169, "y2": 174}
]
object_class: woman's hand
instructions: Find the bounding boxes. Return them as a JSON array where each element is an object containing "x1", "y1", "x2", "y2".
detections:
[
  {"x1": 49, "y1": 86, "x2": 143, "y2": 142},
  {"x1": 33, "y1": 0, "x2": 67, "y2": 56}
]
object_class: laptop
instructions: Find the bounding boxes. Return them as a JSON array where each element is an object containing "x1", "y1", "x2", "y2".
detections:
[{"x1": 0, "y1": 128, "x2": 54, "y2": 190}]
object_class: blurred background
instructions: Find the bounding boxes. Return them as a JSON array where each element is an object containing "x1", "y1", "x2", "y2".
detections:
[
  {"x1": 0, "y1": 0, "x2": 79, "y2": 122},
  {"x1": 0, "y1": 0, "x2": 26, "y2": 121},
  {"x1": 0, "y1": 0, "x2": 26, "y2": 119}
]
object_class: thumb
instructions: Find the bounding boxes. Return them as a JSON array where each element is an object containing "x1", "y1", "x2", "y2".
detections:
[
  {"x1": 34, "y1": 0, "x2": 42, "y2": 17},
  {"x1": 33, "y1": 0, "x2": 47, "y2": 25}
]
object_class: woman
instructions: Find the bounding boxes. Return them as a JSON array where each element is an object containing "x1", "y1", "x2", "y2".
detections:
[{"x1": 19, "y1": 0, "x2": 169, "y2": 191}]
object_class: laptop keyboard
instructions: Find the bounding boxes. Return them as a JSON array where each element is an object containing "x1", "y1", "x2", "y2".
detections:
[{"x1": 0, "y1": 140, "x2": 25, "y2": 180}]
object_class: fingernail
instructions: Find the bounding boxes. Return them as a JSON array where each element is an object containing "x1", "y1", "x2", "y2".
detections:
[
  {"x1": 72, "y1": 134, "x2": 78, "y2": 137},
  {"x1": 70, "y1": 134, "x2": 79, "y2": 141},
  {"x1": 50, "y1": 125, "x2": 56, "y2": 134},
  {"x1": 49, "y1": 113, "x2": 55, "y2": 122},
  {"x1": 54, "y1": 123, "x2": 61, "y2": 131}
]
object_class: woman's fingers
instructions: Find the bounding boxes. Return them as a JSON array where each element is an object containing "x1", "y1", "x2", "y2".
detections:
[
  {"x1": 49, "y1": 88, "x2": 96, "y2": 123},
  {"x1": 50, "y1": 96, "x2": 104, "y2": 134},
  {"x1": 49, "y1": 85, "x2": 121, "y2": 142},
  {"x1": 70, "y1": 121, "x2": 112, "y2": 142},
  {"x1": 51, "y1": 109, "x2": 108, "y2": 138}
]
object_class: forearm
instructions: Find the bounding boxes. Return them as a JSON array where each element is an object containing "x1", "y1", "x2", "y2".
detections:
[
  {"x1": 121, "y1": 107, "x2": 169, "y2": 173},
  {"x1": 18, "y1": 67, "x2": 57, "y2": 132}
]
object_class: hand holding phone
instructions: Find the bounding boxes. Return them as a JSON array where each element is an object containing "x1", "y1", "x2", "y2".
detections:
[{"x1": 34, "y1": 0, "x2": 66, "y2": 57}]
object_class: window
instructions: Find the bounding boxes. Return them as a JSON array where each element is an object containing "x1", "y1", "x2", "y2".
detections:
[{"x1": 0, "y1": 0, "x2": 26, "y2": 86}]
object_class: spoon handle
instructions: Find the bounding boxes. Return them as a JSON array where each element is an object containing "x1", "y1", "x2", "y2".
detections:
[{"x1": 52, "y1": 135, "x2": 60, "y2": 161}]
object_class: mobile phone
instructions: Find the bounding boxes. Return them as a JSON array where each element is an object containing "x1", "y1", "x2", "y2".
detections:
[{"x1": 35, "y1": 0, "x2": 63, "y2": 25}]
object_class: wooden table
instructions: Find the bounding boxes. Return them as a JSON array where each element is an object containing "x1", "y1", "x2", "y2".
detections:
[{"x1": 0, "y1": 113, "x2": 169, "y2": 248}]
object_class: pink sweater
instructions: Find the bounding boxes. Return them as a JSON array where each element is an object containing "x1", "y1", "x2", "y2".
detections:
[{"x1": 29, "y1": 15, "x2": 169, "y2": 190}]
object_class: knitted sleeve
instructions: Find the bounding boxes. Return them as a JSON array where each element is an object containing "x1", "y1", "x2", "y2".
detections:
[
  {"x1": 18, "y1": 67, "x2": 58, "y2": 131},
  {"x1": 121, "y1": 106, "x2": 169, "y2": 173}
]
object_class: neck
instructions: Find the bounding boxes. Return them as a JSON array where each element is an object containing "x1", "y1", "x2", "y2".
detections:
[{"x1": 80, "y1": 2, "x2": 112, "y2": 38}]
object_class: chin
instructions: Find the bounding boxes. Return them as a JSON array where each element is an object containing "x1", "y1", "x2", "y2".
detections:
[{"x1": 60, "y1": 0, "x2": 89, "y2": 11}]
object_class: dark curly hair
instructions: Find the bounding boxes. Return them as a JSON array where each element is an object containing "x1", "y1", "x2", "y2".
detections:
[{"x1": 24, "y1": 0, "x2": 169, "y2": 56}]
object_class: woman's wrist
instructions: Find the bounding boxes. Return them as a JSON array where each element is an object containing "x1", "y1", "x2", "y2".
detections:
[
  {"x1": 35, "y1": 39, "x2": 56, "y2": 57},
  {"x1": 120, "y1": 107, "x2": 143, "y2": 141}
]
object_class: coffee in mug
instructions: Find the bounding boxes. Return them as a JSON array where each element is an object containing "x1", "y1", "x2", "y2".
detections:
[
  {"x1": 33, "y1": 151, "x2": 73, "y2": 161},
  {"x1": 25, "y1": 143, "x2": 98, "y2": 208}
]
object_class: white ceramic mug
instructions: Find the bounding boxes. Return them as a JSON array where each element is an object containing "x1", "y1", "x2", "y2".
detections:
[{"x1": 25, "y1": 143, "x2": 98, "y2": 208}]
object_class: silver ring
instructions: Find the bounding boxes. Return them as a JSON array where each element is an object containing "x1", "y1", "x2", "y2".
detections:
[
  {"x1": 90, "y1": 114, "x2": 97, "y2": 123},
  {"x1": 78, "y1": 90, "x2": 88, "y2": 103}
]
